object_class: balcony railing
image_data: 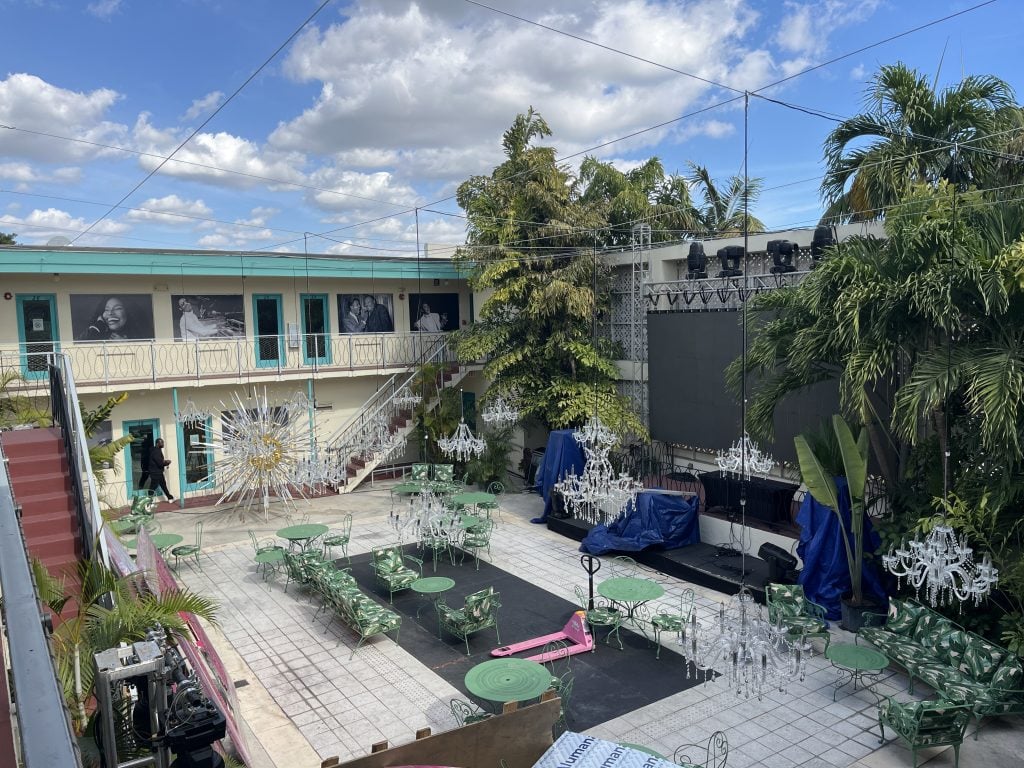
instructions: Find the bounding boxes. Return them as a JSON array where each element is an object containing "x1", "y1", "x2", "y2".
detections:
[{"x1": 0, "y1": 332, "x2": 449, "y2": 389}]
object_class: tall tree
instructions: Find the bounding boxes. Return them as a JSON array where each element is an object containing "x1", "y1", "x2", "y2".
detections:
[
  {"x1": 454, "y1": 109, "x2": 644, "y2": 437},
  {"x1": 686, "y1": 162, "x2": 765, "y2": 236},
  {"x1": 0, "y1": 231, "x2": 16, "y2": 244},
  {"x1": 822, "y1": 63, "x2": 1018, "y2": 222}
]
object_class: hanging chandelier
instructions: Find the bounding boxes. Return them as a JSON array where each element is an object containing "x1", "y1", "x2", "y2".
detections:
[
  {"x1": 481, "y1": 394, "x2": 519, "y2": 426},
  {"x1": 437, "y1": 419, "x2": 485, "y2": 462},
  {"x1": 574, "y1": 414, "x2": 617, "y2": 450},
  {"x1": 883, "y1": 522, "x2": 999, "y2": 607},
  {"x1": 389, "y1": 489, "x2": 460, "y2": 543},
  {"x1": 366, "y1": 414, "x2": 405, "y2": 461},
  {"x1": 680, "y1": 588, "x2": 811, "y2": 700},
  {"x1": 555, "y1": 437, "x2": 642, "y2": 525},
  {"x1": 394, "y1": 385, "x2": 422, "y2": 409},
  {"x1": 176, "y1": 397, "x2": 213, "y2": 426},
  {"x1": 715, "y1": 433, "x2": 774, "y2": 477}
]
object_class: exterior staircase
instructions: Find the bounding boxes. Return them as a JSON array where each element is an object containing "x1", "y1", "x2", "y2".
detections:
[
  {"x1": 325, "y1": 338, "x2": 473, "y2": 493},
  {"x1": 0, "y1": 427, "x2": 83, "y2": 575}
]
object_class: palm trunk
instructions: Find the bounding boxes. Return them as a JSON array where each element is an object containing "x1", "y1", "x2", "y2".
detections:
[{"x1": 74, "y1": 645, "x2": 86, "y2": 729}]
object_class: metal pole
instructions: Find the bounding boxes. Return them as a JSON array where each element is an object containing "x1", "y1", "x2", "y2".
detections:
[{"x1": 580, "y1": 555, "x2": 601, "y2": 610}]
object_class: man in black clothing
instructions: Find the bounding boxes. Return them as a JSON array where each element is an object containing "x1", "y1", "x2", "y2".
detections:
[{"x1": 147, "y1": 437, "x2": 174, "y2": 502}]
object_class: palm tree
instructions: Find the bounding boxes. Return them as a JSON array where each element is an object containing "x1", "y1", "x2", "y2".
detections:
[
  {"x1": 32, "y1": 553, "x2": 218, "y2": 733},
  {"x1": 686, "y1": 162, "x2": 765, "y2": 236},
  {"x1": 821, "y1": 63, "x2": 1018, "y2": 222}
]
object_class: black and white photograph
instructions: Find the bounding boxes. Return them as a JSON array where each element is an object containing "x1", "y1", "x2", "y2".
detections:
[
  {"x1": 71, "y1": 294, "x2": 155, "y2": 341},
  {"x1": 171, "y1": 294, "x2": 246, "y2": 341},
  {"x1": 337, "y1": 293, "x2": 395, "y2": 334},
  {"x1": 409, "y1": 293, "x2": 459, "y2": 332}
]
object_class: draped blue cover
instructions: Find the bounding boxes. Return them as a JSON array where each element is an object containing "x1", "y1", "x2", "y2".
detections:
[
  {"x1": 796, "y1": 477, "x2": 888, "y2": 620},
  {"x1": 531, "y1": 429, "x2": 586, "y2": 523},
  {"x1": 579, "y1": 490, "x2": 701, "y2": 554}
]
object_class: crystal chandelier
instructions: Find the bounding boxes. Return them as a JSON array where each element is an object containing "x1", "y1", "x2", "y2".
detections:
[
  {"x1": 366, "y1": 414, "x2": 405, "y2": 461},
  {"x1": 680, "y1": 588, "x2": 812, "y2": 700},
  {"x1": 883, "y1": 523, "x2": 999, "y2": 607},
  {"x1": 715, "y1": 433, "x2": 774, "y2": 477},
  {"x1": 574, "y1": 414, "x2": 617, "y2": 450},
  {"x1": 555, "y1": 427, "x2": 642, "y2": 525},
  {"x1": 176, "y1": 397, "x2": 213, "y2": 426},
  {"x1": 394, "y1": 385, "x2": 422, "y2": 408},
  {"x1": 437, "y1": 389, "x2": 484, "y2": 462},
  {"x1": 389, "y1": 489, "x2": 460, "y2": 543},
  {"x1": 482, "y1": 394, "x2": 519, "y2": 426}
]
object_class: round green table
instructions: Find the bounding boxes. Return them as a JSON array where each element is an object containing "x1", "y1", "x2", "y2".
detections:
[
  {"x1": 826, "y1": 642, "x2": 889, "y2": 701},
  {"x1": 123, "y1": 533, "x2": 183, "y2": 553},
  {"x1": 598, "y1": 577, "x2": 665, "y2": 637},
  {"x1": 452, "y1": 491, "x2": 496, "y2": 507},
  {"x1": 254, "y1": 548, "x2": 286, "y2": 579},
  {"x1": 276, "y1": 523, "x2": 329, "y2": 550},
  {"x1": 411, "y1": 576, "x2": 456, "y2": 633},
  {"x1": 464, "y1": 658, "x2": 553, "y2": 707}
]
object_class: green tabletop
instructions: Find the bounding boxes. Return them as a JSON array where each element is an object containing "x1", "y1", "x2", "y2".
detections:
[
  {"x1": 598, "y1": 577, "x2": 665, "y2": 604},
  {"x1": 276, "y1": 523, "x2": 329, "y2": 541},
  {"x1": 618, "y1": 743, "x2": 665, "y2": 758},
  {"x1": 411, "y1": 576, "x2": 455, "y2": 595},
  {"x1": 123, "y1": 533, "x2": 183, "y2": 552},
  {"x1": 255, "y1": 549, "x2": 286, "y2": 565},
  {"x1": 452, "y1": 491, "x2": 496, "y2": 506},
  {"x1": 826, "y1": 642, "x2": 888, "y2": 672},
  {"x1": 464, "y1": 658, "x2": 553, "y2": 704},
  {"x1": 392, "y1": 482, "x2": 425, "y2": 495}
]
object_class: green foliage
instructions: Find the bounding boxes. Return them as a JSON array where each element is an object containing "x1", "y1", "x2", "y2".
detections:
[
  {"x1": 0, "y1": 367, "x2": 52, "y2": 429},
  {"x1": 409, "y1": 364, "x2": 462, "y2": 464},
  {"x1": 822, "y1": 63, "x2": 1020, "y2": 222},
  {"x1": 454, "y1": 108, "x2": 644, "y2": 439},
  {"x1": 80, "y1": 393, "x2": 134, "y2": 478},
  {"x1": 467, "y1": 425, "x2": 513, "y2": 486},
  {"x1": 794, "y1": 415, "x2": 870, "y2": 605},
  {"x1": 0, "y1": 231, "x2": 16, "y2": 245},
  {"x1": 686, "y1": 162, "x2": 766, "y2": 236}
]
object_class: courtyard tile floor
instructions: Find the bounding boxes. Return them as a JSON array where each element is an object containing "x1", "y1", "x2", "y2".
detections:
[{"x1": 160, "y1": 483, "x2": 1019, "y2": 768}]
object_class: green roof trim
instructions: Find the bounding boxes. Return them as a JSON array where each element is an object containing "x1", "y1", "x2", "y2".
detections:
[{"x1": 0, "y1": 247, "x2": 465, "y2": 280}]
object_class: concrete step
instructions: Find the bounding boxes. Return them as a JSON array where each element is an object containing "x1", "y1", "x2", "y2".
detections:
[
  {"x1": 0, "y1": 427, "x2": 64, "y2": 459},
  {"x1": 24, "y1": 530, "x2": 82, "y2": 565},
  {"x1": 6, "y1": 470, "x2": 73, "y2": 497}
]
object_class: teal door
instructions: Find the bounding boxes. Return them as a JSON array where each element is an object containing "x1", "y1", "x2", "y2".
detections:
[
  {"x1": 252, "y1": 294, "x2": 284, "y2": 367},
  {"x1": 300, "y1": 293, "x2": 331, "y2": 365},
  {"x1": 123, "y1": 419, "x2": 159, "y2": 496},
  {"x1": 16, "y1": 294, "x2": 59, "y2": 379}
]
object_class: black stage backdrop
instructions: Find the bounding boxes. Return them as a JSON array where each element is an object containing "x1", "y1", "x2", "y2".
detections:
[{"x1": 647, "y1": 310, "x2": 839, "y2": 463}]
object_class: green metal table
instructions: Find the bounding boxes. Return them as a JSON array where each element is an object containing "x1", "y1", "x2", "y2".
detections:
[
  {"x1": 276, "y1": 523, "x2": 329, "y2": 551},
  {"x1": 464, "y1": 658, "x2": 553, "y2": 708},
  {"x1": 254, "y1": 548, "x2": 286, "y2": 579},
  {"x1": 392, "y1": 481, "x2": 426, "y2": 496},
  {"x1": 598, "y1": 577, "x2": 665, "y2": 637},
  {"x1": 123, "y1": 533, "x2": 183, "y2": 553},
  {"x1": 452, "y1": 491, "x2": 496, "y2": 507},
  {"x1": 411, "y1": 576, "x2": 456, "y2": 635},
  {"x1": 826, "y1": 642, "x2": 889, "y2": 701}
]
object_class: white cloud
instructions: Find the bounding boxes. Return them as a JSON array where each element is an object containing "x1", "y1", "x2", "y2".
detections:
[
  {"x1": 774, "y1": 1, "x2": 882, "y2": 60},
  {"x1": 0, "y1": 207, "x2": 128, "y2": 243},
  {"x1": 87, "y1": 0, "x2": 123, "y2": 19},
  {"x1": 0, "y1": 74, "x2": 126, "y2": 162},
  {"x1": 0, "y1": 162, "x2": 82, "y2": 184},
  {"x1": 125, "y1": 194, "x2": 212, "y2": 224},
  {"x1": 182, "y1": 91, "x2": 224, "y2": 122},
  {"x1": 195, "y1": 207, "x2": 282, "y2": 249},
  {"x1": 850, "y1": 63, "x2": 867, "y2": 81}
]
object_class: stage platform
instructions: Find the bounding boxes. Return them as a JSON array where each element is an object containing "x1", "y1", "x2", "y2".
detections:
[{"x1": 546, "y1": 515, "x2": 771, "y2": 603}]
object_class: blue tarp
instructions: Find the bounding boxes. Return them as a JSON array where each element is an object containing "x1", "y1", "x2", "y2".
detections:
[
  {"x1": 531, "y1": 430, "x2": 586, "y2": 524},
  {"x1": 579, "y1": 490, "x2": 701, "y2": 554},
  {"x1": 796, "y1": 477, "x2": 888, "y2": 620}
]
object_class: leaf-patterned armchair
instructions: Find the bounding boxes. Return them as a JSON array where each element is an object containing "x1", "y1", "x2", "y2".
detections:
[
  {"x1": 766, "y1": 582, "x2": 830, "y2": 650},
  {"x1": 411, "y1": 463, "x2": 431, "y2": 482},
  {"x1": 437, "y1": 586, "x2": 501, "y2": 655},
  {"x1": 370, "y1": 545, "x2": 422, "y2": 602},
  {"x1": 878, "y1": 698, "x2": 971, "y2": 768},
  {"x1": 336, "y1": 591, "x2": 402, "y2": 658}
]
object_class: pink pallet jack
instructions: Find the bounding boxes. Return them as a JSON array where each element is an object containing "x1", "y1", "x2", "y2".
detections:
[{"x1": 490, "y1": 610, "x2": 594, "y2": 663}]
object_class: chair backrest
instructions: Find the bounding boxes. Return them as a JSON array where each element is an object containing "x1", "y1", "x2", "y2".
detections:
[
  {"x1": 486, "y1": 481, "x2": 504, "y2": 496},
  {"x1": 434, "y1": 464, "x2": 454, "y2": 482},
  {"x1": 767, "y1": 582, "x2": 806, "y2": 618},
  {"x1": 372, "y1": 546, "x2": 403, "y2": 573},
  {"x1": 707, "y1": 731, "x2": 728, "y2": 768},
  {"x1": 679, "y1": 588, "x2": 695, "y2": 621},
  {"x1": 610, "y1": 556, "x2": 638, "y2": 578},
  {"x1": 341, "y1": 512, "x2": 353, "y2": 537},
  {"x1": 542, "y1": 639, "x2": 572, "y2": 678},
  {"x1": 465, "y1": 587, "x2": 498, "y2": 623},
  {"x1": 411, "y1": 463, "x2": 430, "y2": 481},
  {"x1": 248, "y1": 530, "x2": 260, "y2": 554},
  {"x1": 908, "y1": 702, "x2": 972, "y2": 739},
  {"x1": 467, "y1": 518, "x2": 494, "y2": 540},
  {"x1": 573, "y1": 585, "x2": 589, "y2": 611},
  {"x1": 194, "y1": 521, "x2": 203, "y2": 548}
]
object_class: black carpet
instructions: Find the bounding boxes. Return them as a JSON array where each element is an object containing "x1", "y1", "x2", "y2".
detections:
[{"x1": 340, "y1": 546, "x2": 706, "y2": 730}]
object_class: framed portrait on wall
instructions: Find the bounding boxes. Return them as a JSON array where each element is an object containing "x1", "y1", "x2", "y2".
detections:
[
  {"x1": 171, "y1": 295, "x2": 246, "y2": 341},
  {"x1": 337, "y1": 293, "x2": 395, "y2": 333},
  {"x1": 70, "y1": 294, "x2": 155, "y2": 341},
  {"x1": 409, "y1": 293, "x2": 459, "y2": 332}
]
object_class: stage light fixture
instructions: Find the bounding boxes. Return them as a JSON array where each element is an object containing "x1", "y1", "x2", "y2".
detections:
[
  {"x1": 810, "y1": 225, "x2": 835, "y2": 264},
  {"x1": 686, "y1": 242, "x2": 708, "y2": 279},
  {"x1": 768, "y1": 239, "x2": 798, "y2": 274},
  {"x1": 716, "y1": 245, "x2": 744, "y2": 278}
]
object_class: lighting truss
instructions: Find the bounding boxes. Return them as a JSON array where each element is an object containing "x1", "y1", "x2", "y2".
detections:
[
  {"x1": 680, "y1": 587, "x2": 812, "y2": 700},
  {"x1": 883, "y1": 523, "x2": 999, "y2": 607}
]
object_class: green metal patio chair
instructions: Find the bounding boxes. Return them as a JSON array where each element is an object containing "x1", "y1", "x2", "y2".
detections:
[
  {"x1": 765, "y1": 582, "x2": 831, "y2": 650},
  {"x1": 449, "y1": 698, "x2": 491, "y2": 726},
  {"x1": 460, "y1": 518, "x2": 494, "y2": 570},
  {"x1": 322, "y1": 513, "x2": 353, "y2": 563},
  {"x1": 433, "y1": 464, "x2": 455, "y2": 483},
  {"x1": 878, "y1": 698, "x2": 972, "y2": 768},
  {"x1": 171, "y1": 522, "x2": 203, "y2": 571},
  {"x1": 481, "y1": 481, "x2": 504, "y2": 522},
  {"x1": 672, "y1": 731, "x2": 728, "y2": 768},
  {"x1": 574, "y1": 585, "x2": 623, "y2": 651},
  {"x1": 370, "y1": 545, "x2": 422, "y2": 602},
  {"x1": 411, "y1": 463, "x2": 431, "y2": 482},
  {"x1": 651, "y1": 588, "x2": 695, "y2": 659},
  {"x1": 437, "y1": 586, "x2": 501, "y2": 655}
]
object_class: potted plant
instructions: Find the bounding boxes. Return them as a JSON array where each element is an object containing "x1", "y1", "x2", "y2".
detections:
[
  {"x1": 794, "y1": 414, "x2": 879, "y2": 630},
  {"x1": 467, "y1": 425, "x2": 513, "y2": 488}
]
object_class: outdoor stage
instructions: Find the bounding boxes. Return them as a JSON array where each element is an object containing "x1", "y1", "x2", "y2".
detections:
[{"x1": 546, "y1": 515, "x2": 772, "y2": 603}]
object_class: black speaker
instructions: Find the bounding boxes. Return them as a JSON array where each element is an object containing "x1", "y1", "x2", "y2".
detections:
[
  {"x1": 686, "y1": 242, "x2": 707, "y2": 278},
  {"x1": 716, "y1": 245, "x2": 744, "y2": 277},
  {"x1": 811, "y1": 225, "x2": 835, "y2": 262}
]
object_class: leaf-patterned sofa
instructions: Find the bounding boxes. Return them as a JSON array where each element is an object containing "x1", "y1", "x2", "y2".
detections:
[{"x1": 858, "y1": 597, "x2": 1024, "y2": 734}]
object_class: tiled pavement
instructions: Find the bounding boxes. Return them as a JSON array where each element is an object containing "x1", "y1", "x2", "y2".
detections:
[{"x1": 159, "y1": 483, "x2": 1021, "y2": 768}]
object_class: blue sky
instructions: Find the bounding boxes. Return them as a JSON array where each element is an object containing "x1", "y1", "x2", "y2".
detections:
[{"x1": 1, "y1": 0, "x2": 1022, "y2": 255}]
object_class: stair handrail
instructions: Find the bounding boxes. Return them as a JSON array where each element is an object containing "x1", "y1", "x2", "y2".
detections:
[
  {"x1": 48, "y1": 352, "x2": 109, "y2": 567},
  {"x1": 323, "y1": 335, "x2": 455, "y2": 462}
]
